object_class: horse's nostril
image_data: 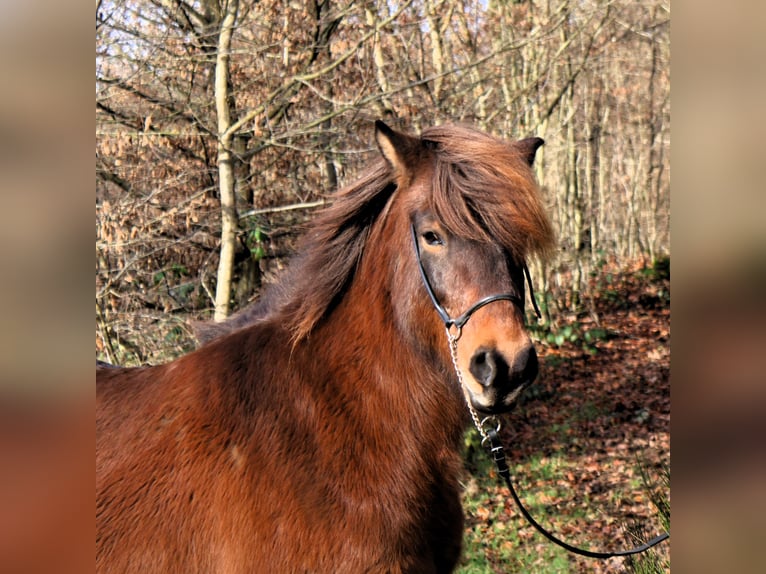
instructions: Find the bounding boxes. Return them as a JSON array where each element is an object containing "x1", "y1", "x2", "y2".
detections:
[
  {"x1": 469, "y1": 346, "x2": 538, "y2": 390},
  {"x1": 523, "y1": 346, "x2": 539, "y2": 382},
  {"x1": 469, "y1": 348, "x2": 507, "y2": 388}
]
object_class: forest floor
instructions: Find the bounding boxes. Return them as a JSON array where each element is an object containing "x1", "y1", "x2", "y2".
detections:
[{"x1": 457, "y1": 261, "x2": 671, "y2": 573}]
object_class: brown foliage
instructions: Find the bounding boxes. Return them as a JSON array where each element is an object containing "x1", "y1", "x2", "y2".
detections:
[{"x1": 96, "y1": 0, "x2": 670, "y2": 364}]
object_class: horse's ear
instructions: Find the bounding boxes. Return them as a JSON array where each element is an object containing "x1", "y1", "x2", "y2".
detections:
[
  {"x1": 515, "y1": 137, "x2": 545, "y2": 166},
  {"x1": 374, "y1": 120, "x2": 421, "y2": 180}
]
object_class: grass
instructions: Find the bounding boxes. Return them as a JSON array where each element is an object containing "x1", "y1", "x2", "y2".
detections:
[
  {"x1": 458, "y1": 478, "x2": 571, "y2": 573},
  {"x1": 623, "y1": 461, "x2": 670, "y2": 574},
  {"x1": 458, "y1": 430, "x2": 670, "y2": 573},
  {"x1": 458, "y1": 433, "x2": 575, "y2": 573}
]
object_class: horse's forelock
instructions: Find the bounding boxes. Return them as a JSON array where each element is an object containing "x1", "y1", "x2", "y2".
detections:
[{"x1": 422, "y1": 124, "x2": 555, "y2": 263}]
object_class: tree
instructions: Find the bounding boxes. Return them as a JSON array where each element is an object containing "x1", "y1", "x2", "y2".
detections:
[
  {"x1": 213, "y1": 0, "x2": 240, "y2": 321},
  {"x1": 96, "y1": 0, "x2": 670, "y2": 363}
]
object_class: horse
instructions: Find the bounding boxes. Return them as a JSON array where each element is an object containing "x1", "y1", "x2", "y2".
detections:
[{"x1": 96, "y1": 121, "x2": 555, "y2": 573}]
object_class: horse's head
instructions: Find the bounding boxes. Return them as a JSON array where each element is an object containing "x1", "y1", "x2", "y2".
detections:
[{"x1": 374, "y1": 121, "x2": 554, "y2": 414}]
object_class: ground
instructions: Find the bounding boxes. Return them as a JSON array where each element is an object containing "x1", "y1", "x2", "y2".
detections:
[{"x1": 458, "y1": 262, "x2": 670, "y2": 573}]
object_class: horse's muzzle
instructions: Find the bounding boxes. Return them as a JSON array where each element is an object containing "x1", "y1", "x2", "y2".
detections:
[{"x1": 468, "y1": 344, "x2": 538, "y2": 413}]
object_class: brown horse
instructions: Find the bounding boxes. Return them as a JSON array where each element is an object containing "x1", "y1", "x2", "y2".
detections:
[{"x1": 96, "y1": 121, "x2": 554, "y2": 573}]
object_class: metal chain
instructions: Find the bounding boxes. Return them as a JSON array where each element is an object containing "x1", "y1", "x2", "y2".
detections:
[{"x1": 446, "y1": 327, "x2": 500, "y2": 446}]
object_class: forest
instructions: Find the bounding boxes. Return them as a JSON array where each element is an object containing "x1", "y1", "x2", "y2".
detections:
[{"x1": 96, "y1": 0, "x2": 669, "y2": 362}]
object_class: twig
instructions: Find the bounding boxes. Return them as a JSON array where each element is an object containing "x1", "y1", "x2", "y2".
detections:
[{"x1": 239, "y1": 200, "x2": 326, "y2": 219}]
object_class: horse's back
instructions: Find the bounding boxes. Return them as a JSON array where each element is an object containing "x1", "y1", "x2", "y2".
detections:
[
  {"x1": 97, "y1": 365, "x2": 166, "y2": 569},
  {"x1": 96, "y1": 331, "x2": 303, "y2": 572},
  {"x1": 96, "y1": 360, "x2": 229, "y2": 571},
  {"x1": 97, "y1": 364, "x2": 175, "y2": 469}
]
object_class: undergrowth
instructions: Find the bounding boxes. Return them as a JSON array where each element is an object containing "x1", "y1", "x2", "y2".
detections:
[{"x1": 457, "y1": 261, "x2": 670, "y2": 573}]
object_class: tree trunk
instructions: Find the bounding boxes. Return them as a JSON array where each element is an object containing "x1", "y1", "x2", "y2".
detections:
[
  {"x1": 425, "y1": 0, "x2": 445, "y2": 105},
  {"x1": 213, "y1": 0, "x2": 239, "y2": 321},
  {"x1": 365, "y1": 5, "x2": 394, "y2": 116}
]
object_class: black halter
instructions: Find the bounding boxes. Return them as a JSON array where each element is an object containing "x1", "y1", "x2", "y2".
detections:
[{"x1": 410, "y1": 224, "x2": 541, "y2": 331}]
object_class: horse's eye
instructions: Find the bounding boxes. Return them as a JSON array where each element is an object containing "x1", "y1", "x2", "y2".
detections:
[{"x1": 422, "y1": 231, "x2": 443, "y2": 246}]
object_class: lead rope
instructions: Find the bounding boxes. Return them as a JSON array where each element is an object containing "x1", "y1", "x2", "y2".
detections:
[{"x1": 446, "y1": 327, "x2": 670, "y2": 560}]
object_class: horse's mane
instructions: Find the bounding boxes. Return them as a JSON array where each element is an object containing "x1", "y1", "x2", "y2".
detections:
[{"x1": 195, "y1": 124, "x2": 554, "y2": 345}]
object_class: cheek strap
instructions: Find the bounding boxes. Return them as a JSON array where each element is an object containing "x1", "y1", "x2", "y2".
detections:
[{"x1": 411, "y1": 224, "x2": 542, "y2": 330}]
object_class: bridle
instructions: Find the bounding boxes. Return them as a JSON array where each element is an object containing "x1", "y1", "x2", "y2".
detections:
[
  {"x1": 411, "y1": 224, "x2": 670, "y2": 560},
  {"x1": 410, "y1": 224, "x2": 540, "y2": 337}
]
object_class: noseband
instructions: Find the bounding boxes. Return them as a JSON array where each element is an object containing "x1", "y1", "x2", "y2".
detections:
[
  {"x1": 410, "y1": 224, "x2": 540, "y2": 334},
  {"x1": 411, "y1": 223, "x2": 670, "y2": 560}
]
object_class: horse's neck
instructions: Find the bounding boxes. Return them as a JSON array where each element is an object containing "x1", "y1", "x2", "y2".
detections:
[{"x1": 303, "y1": 267, "x2": 466, "y2": 454}]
